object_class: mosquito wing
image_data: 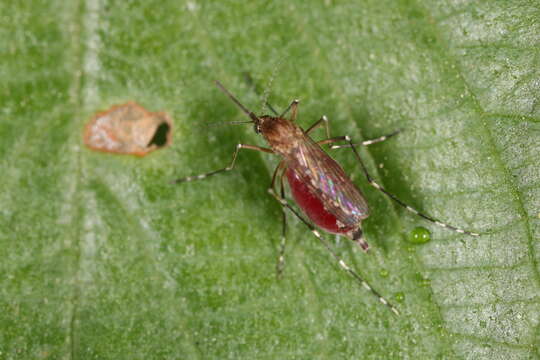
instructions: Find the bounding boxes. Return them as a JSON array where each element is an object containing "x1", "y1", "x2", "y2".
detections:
[{"x1": 285, "y1": 134, "x2": 369, "y2": 228}]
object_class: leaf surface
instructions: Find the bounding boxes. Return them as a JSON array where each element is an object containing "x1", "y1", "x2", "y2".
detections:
[{"x1": 1, "y1": 0, "x2": 539, "y2": 358}]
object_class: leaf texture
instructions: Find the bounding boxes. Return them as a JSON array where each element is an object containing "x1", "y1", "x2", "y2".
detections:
[{"x1": 0, "y1": 0, "x2": 539, "y2": 359}]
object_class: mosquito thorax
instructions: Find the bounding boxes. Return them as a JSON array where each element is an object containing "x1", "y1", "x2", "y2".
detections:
[{"x1": 259, "y1": 116, "x2": 304, "y2": 155}]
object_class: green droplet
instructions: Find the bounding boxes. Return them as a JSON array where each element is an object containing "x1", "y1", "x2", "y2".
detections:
[
  {"x1": 379, "y1": 269, "x2": 389, "y2": 278},
  {"x1": 407, "y1": 226, "x2": 431, "y2": 244},
  {"x1": 394, "y1": 292, "x2": 405, "y2": 303}
]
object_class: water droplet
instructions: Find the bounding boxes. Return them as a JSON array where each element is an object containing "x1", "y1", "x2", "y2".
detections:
[{"x1": 407, "y1": 226, "x2": 431, "y2": 244}]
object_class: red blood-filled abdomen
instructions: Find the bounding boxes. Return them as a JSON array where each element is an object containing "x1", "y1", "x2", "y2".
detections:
[{"x1": 286, "y1": 168, "x2": 353, "y2": 235}]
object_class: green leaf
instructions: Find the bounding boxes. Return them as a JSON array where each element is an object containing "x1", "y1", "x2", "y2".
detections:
[{"x1": 1, "y1": 0, "x2": 539, "y2": 358}]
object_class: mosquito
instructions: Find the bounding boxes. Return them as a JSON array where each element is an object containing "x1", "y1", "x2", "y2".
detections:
[{"x1": 173, "y1": 81, "x2": 480, "y2": 315}]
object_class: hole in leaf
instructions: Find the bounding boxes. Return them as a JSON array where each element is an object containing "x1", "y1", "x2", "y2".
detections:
[
  {"x1": 83, "y1": 102, "x2": 173, "y2": 157},
  {"x1": 148, "y1": 122, "x2": 171, "y2": 147}
]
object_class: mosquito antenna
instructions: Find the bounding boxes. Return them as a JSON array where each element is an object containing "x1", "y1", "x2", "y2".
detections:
[
  {"x1": 243, "y1": 71, "x2": 279, "y2": 115},
  {"x1": 215, "y1": 81, "x2": 259, "y2": 122},
  {"x1": 260, "y1": 56, "x2": 288, "y2": 115}
]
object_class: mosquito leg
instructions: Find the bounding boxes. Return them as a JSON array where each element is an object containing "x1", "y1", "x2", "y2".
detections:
[
  {"x1": 306, "y1": 114, "x2": 400, "y2": 148},
  {"x1": 266, "y1": 102, "x2": 279, "y2": 115},
  {"x1": 172, "y1": 144, "x2": 274, "y2": 183},
  {"x1": 336, "y1": 135, "x2": 481, "y2": 237},
  {"x1": 331, "y1": 129, "x2": 402, "y2": 148},
  {"x1": 267, "y1": 188, "x2": 399, "y2": 315},
  {"x1": 305, "y1": 115, "x2": 331, "y2": 139},
  {"x1": 269, "y1": 161, "x2": 289, "y2": 278},
  {"x1": 277, "y1": 168, "x2": 288, "y2": 278},
  {"x1": 280, "y1": 99, "x2": 300, "y2": 120},
  {"x1": 317, "y1": 136, "x2": 350, "y2": 146},
  {"x1": 277, "y1": 170, "x2": 289, "y2": 278}
]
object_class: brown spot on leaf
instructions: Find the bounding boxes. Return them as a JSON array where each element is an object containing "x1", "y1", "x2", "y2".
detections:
[{"x1": 83, "y1": 102, "x2": 172, "y2": 156}]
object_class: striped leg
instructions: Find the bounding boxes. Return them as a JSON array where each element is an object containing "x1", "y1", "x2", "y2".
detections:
[
  {"x1": 330, "y1": 135, "x2": 481, "y2": 237},
  {"x1": 330, "y1": 130, "x2": 402, "y2": 148},
  {"x1": 304, "y1": 116, "x2": 478, "y2": 236},
  {"x1": 267, "y1": 188, "x2": 400, "y2": 316},
  {"x1": 172, "y1": 144, "x2": 274, "y2": 183},
  {"x1": 270, "y1": 161, "x2": 288, "y2": 278},
  {"x1": 306, "y1": 114, "x2": 400, "y2": 147}
]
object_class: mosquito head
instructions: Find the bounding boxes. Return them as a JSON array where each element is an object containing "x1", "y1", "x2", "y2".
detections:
[
  {"x1": 256, "y1": 115, "x2": 280, "y2": 135},
  {"x1": 214, "y1": 81, "x2": 300, "y2": 148},
  {"x1": 253, "y1": 118, "x2": 263, "y2": 134}
]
